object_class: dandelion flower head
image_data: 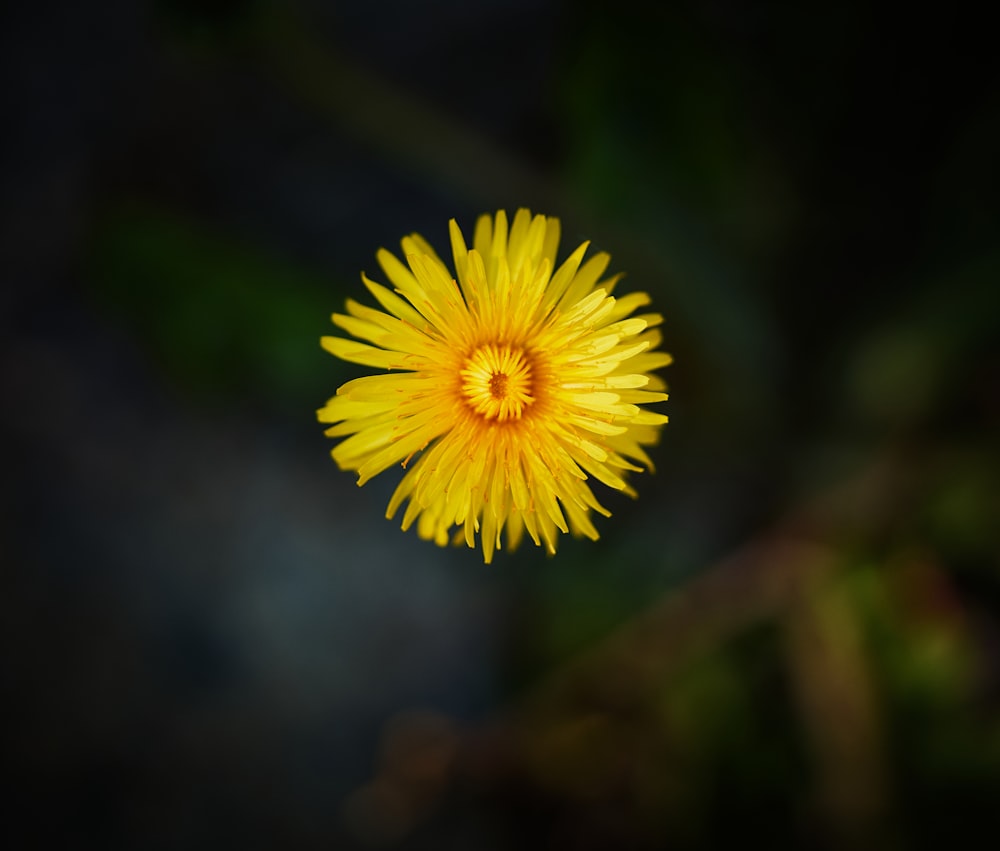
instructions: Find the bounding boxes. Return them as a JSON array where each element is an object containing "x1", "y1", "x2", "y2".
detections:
[{"x1": 318, "y1": 209, "x2": 671, "y2": 563}]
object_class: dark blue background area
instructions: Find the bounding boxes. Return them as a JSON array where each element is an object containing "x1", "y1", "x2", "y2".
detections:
[{"x1": 3, "y1": 1, "x2": 999, "y2": 849}]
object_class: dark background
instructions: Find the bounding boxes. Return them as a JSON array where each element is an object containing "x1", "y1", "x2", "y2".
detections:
[{"x1": 3, "y1": 1, "x2": 999, "y2": 848}]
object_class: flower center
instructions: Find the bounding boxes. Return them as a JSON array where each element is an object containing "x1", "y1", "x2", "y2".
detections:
[{"x1": 460, "y1": 344, "x2": 534, "y2": 421}]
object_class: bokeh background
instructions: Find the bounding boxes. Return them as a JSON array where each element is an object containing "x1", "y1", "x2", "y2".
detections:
[{"x1": 4, "y1": 1, "x2": 999, "y2": 848}]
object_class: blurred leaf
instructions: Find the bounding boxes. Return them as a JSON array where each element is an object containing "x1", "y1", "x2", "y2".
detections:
[
  {"x1": 88, "y1": 205, "x2": 343, "y2": 408},
  {"x1": 925, "y1": 448, "x2": 1000, "y2": 562},
  {"x1": 843, "y1": 251, "x2": 1000, "y2": 429}
]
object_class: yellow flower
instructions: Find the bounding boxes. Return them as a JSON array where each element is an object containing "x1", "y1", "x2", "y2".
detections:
[{"x1": 317, "y1": 209, "x2": 671, "y2": 563}]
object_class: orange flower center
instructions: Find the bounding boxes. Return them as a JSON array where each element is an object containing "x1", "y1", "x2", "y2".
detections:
[{"x1": 460, "y1": 344, "x2": 535, "y2": 421}]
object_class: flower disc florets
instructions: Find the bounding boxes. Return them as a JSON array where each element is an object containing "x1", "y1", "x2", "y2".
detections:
[
  {"x1": 317, "y1": 208, "x2": 671, "y2": 563},
  {"x1": 461, "y1": 344, "x2": 535, "y2": 421}
]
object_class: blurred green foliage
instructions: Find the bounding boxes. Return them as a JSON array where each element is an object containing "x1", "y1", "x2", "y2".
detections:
[{"x1": 89, "y1": 206, "x2": 344, "y2": 408}]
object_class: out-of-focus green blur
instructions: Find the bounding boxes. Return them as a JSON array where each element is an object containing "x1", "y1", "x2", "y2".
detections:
[{"x1": 3, "y1": 1, "x2": 998, "y2": 849}]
